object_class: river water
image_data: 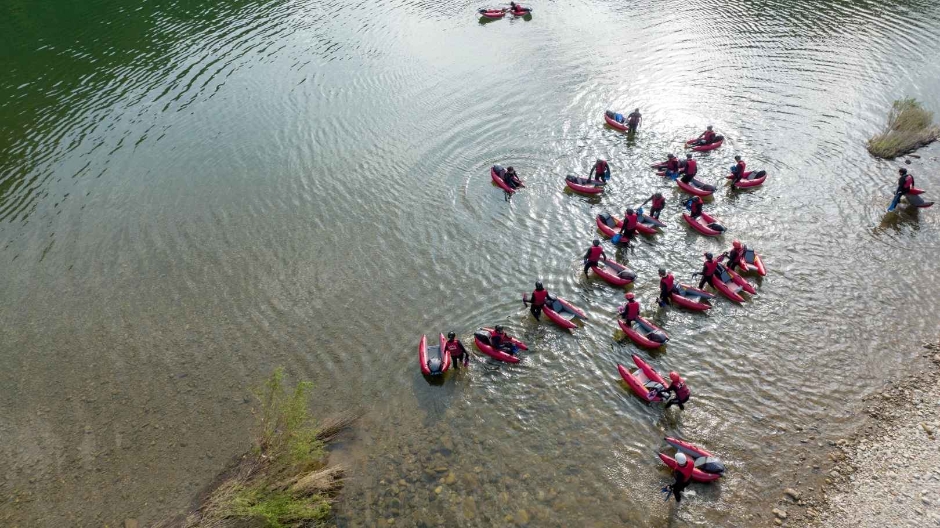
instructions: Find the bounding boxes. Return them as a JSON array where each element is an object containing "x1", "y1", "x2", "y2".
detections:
[{"x1": 1, "y1": 0, "x2": 939, "y2": 526}]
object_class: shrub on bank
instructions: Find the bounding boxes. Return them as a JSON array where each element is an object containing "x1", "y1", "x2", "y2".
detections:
[
  {"x1": 159, "y1": 368, "x2": 354, "y2": 528},
  {"x1": 867, "y1": 98, "x2": 939, "y2": 159}
]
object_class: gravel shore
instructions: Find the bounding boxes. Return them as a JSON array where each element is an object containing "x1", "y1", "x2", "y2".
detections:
[{"x1": 770, "y1": 340, "x2": 940, "y2": 527}]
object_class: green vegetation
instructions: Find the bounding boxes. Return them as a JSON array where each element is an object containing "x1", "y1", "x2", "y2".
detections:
[
  {"x1": 868, "y1": 98, "x2": 939, "y2": 159},
  {"x1": 160, "y1": 368, "x2": 354, "y2": 528}
]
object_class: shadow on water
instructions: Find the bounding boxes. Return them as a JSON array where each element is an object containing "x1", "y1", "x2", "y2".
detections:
[{"x1": 876, "y1": 206, "x2": 923, "y2": 234}]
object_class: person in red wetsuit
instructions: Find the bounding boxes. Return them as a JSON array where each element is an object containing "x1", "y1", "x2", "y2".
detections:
[
  {"x1": 730, "y1": 155, "x2": 747, "y2": 183},
  {"x1": 679, "y1": 154, "x2": 698, "y2": 184},
  {"x1": 627, "y1": 108, "x2": 642, "y2": 132},
  {"x1": 658, "y1": 371, "x2": 691, "y2": 409},
  {"x1": 445, "y1": 332, "x2": 469, "y2": 368},
  {"x1": 663, "y1": 154, "x2": 680, "y2": 180},
  {"x1": 665, "y1": 452, "x2": 695, "y2": 503},
  {"x1": 685, "y1": 196, "x2": 704, "y2": 219},
  {"x1": 896, "y1": 168, "x2": 915, "y2": 195},
  {"x1": 693, "y1": 125, "x2": 717, "y2": 145},
  {"x1": 618, "y1": 292, "x2": 640, "y2": 326},
  {"x1": 619, "y1": 208, "x2": 639, "y2": 247},
  {"x1": 692, "y1": 252, "x2": 719, "y2": 289},
  {"x1": 720, "y1": 240, "x2": 746, "y2": 271},
  {"x1": 583, "y1": 239, "x2": 608, "y2": 276},
  {"x1": 657, "y1": 268, "x2": 675, "y2": 307},
  {"x1": 589, "y1": 158, "x2": 610, "y2": 182},
  {"x1": 640, "y1": 192, "x2": 666, "y2": 219},
  {"x1": 523, "y1": 281, "x2": 555, "y2": 321}
]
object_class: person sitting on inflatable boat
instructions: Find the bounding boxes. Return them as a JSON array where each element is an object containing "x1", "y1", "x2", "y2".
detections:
[
  {"x1": 663, "y1": 154, "x2": 680, "y2": 180},
  {"x1": 626, "y1": 108, "x2": 642, "y2": 132},
  {"x1": 685, "y1": 196, "x2": 704, "y2": 219},
  {"x1": 489, "y1": 325, "x2": 518, "y2": 355},
  {"x1": 618, "y1": 292, "x2": 640, "y2": 327},
  {"x1": 896, "y1": 167, "x2": 915, "y2": 196},
  {"x1": 445, "y1": 332, "x2": 470, "y2": 368},
  {"x1": 692, "y1": 125, "x2": 717, "y2": 146},
  {"x1": 657, "y1": 268, "x2": 676, "y2": 307},
  {"x1": 583, "y1": 239, "x2": 608, "y2": 276},
  {"x1": 657, "y1": 371, "x2": 691, "y2": 410},
  {"x1": 523, "y1": 281, "x2": 555, "y2": 321},
  {"x1": 692, "y1": 252, "x2": 719, "y2": 289},
  {"x1": 509, "y1": 2, "x2": 528, "y2": 13},
  {"x1": 502, "y1": 166, "x2": 522, "y2": 189},
  {"x1": 640, "y1": 192, "x2": 666, "y2": 219},
  {"x1": 719, "y1": 240, "x2": 747, "y2": 271},
  {"x1": 664, "y1": 452, "x2": 695, "y2": 503},
  {"x1": 679, "y1": 154, "x2": 698, "y2": 184},
  {"x1": 589, "y1": 158, "x2": 610, "y2": 182},
  {"x1": 730, "y1": 155, "x2": 747, "y2": 183}
]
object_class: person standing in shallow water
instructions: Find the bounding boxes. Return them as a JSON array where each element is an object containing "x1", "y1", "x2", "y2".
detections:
[
  {"x1": 523, "y1": 281, "x2": 554, "y2": 321},
  {"x1": 444, "y1": 332, "x2": 469, "y2": 368},
  {"x1": 665, "y1": 452, "x2": 695, "y2": 502},
  {"x1": 583, "y1": 239, "x2": 607, "y2": 276},
  {"x1": 627, "y1": 108, "x2": 642, "y2": 132}
]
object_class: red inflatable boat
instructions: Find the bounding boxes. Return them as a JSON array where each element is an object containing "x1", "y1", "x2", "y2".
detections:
[
  {"x1": 736, "y1": 248, "x2": 766, "y2": 276},
  {"x1": 419, "y1": 333, "x2": 451, "y2": 375},
  {"x1": 596, "y1": 212, "x2": 664, "y2": 237},
  {"x1": 710, "y1": 264, "x2": 755, "y2": 303},
  {"x1": 478, "y1": 8, "x2": 506, "y2": 19},
  {"x1": 525, "y1": 295, "x2": 587, "y2": 330},
  {"x1": 905, "y1": 187, "x2": 934, "y2": 208},
  {"x1": 670, "y1": 284, "x2": 715, "y2": 311},
  {"x1": 591, "y1": 258, "x2": 636, "y2": 287},
  {"x1": 727, "y1": 170, "x2": 766, "y2": 188},
  {"x1": 618, "y1": 354, "x2": 667, "y2": 402},
  {"x1": 676, "y1": 177, "x2": 716, "y2": 197},
  {"x1": 619, "y1": 317, "x2": 669, "y2": 349},
  {"x1": 683, "y1": 212, "x2": 725, "y2": 237},
  {"x1": 491, "y1": 165, "x2": 524, "y2": 194},
  {"x1": 473, "y1": 327, "x2": 527, "y2": 363},
  {"x1": 686, "y1": 137, "x2": 724, "y2": 152},
  {"x1": 659, "y1": 437, "x2": 726, "y2": 482},
  {"x1": 604, "y1": 110, "x2": 629, "y2": 131},
  {"x1": 565, "y1": 174, "x2": 605, "y2": 194}
]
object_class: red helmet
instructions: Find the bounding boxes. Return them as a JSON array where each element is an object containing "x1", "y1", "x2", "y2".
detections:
[
  {"x1": 732, "y1": 240, "x2": 742, "y2": 249},
  {"x1": 624, "y1": 292, "x2": 635, "y2": 300},
  {"x1": 669, "y1": 371, "x2": 682, "y2": 382}
]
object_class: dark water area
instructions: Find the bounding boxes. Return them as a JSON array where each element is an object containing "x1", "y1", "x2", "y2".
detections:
[{"x1": 1, "y1": 0, "x2": 940, "y2": 526}]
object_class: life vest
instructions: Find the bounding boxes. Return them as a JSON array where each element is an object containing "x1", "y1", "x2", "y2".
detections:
[
  {"x1": 595, "y1": 160, "x2": 608, "y2": 174},
  {"x1": 627, "y1": 112, "x2": 641, "y2": 125},
  {"x1": 727, "y1": 248, "x2": 742, "y2": 264},
  {"x1": 625, "y1": 301, "x2": 639, "y2": 320},
  {"x1": 531, "y1": 289, "x2": 548, "y2": 305},
  {"x1": 703, "y1": 260, "x2": 718, "y2": 276},
  {"x1": 661, "y1": 274, "x2": 675, "y2": 292},
  {"x1": 685, "y1": 159, "x2": 698, "y2": 176},
  {"x1": 690, "y1": 200, "x2": 703, "y2": 216},
  {"x1": 666, "y1": 158, "x2": 679, "y2": 171},
  {"x1": 652, "y1": 195, "x2": 666, "y2": 209},
  {"x1": 624, "y1": 213, "x2": 638, "y2": 230},
  {"x1": 588, "y1": 246, "x2": 604, "y2": 261},
  {"x1": 445, "y1": 340, "x2": 462, "y2": 355},
  {"x1": 676, "y1": 458, "x2": 695, "y2": 482},
  {"x1": 899, "y1": 174, "x2": 914, "y2": 193},
  {"x1": 674, "y1": 380, "x2": 691, "y2": 401},
  {"x1": 703, "y1": 130, "x2": 716, "y2": 143},
  {"x1": 736, "y1": 160, "x2": 746, "y2": 175}
]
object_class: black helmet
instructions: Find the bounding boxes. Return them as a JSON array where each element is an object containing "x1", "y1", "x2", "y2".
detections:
[
  {"x1": 667, "y1": 153, "x2": 676, "y2": 158},
  {"x1": 705, "y1": 252, "x2": 714, "y2": 260},
  {"x1": 654, "y1": 192, "x2": 663, "y2": 199},
  {"x1": 686, "y1": 153, "x2": 693, "y2": 159},
  {"x1": 507, "y1": 166, "x2": 514, "y2": 172},
  {"x1": 447, "y1": 332, "x2": 456, "y2": 340},
  {"x1": 626, "y1": 208, "x2": 635, "y2": 215},
  {"x1": 734, "y1": 155, "x2": 741, "y2": 160},
  {"x1": 658, "y1": 268, "x2": 666, "y2": 276},
  {"x1": 706, "y1": 125, "x2": 713, "y2": 129},
  {"x1": 495, "y1": 325, "x2": 504, "y2": 332},
  {"x1": 535, "y1": 281, "x2": 543, "y2": 289},
  {"x1": 692, "y1": 196, "x2": 702, "y2": 202},
  {"x1": 899, "y1": 168, "x2": 907, "y2": 175},
  {"x1": 593, "y1": 239, "x2": 600, "y2": 246}
]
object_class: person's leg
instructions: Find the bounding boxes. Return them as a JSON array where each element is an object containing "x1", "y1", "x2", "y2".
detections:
[
  {"x1": 531, "y1": 305, "x2": 542, "y2": 320},
  {"x1": 698, "y1": 276, "x2": 707, "y2": 289},
  {"x1": 584, "y1": 260, "x2": 594, "y2": 275}
]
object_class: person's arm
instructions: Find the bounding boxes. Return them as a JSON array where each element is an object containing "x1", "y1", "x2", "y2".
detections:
[
  {"x1": 601, "y1": 250, "x2": 608, "y2": 261},
  {"x1": 660, "y1": 281, "x2": 668, "y2": 296},
  {"x1": 588, "y1": 166, "x2": 596, "y2": 178},
  {"x1": 584, "y1": 248, "x2": 592, "y2": 260},
  {"x1": 640, "y1": 197, "x2": 651, "y2": 206}
]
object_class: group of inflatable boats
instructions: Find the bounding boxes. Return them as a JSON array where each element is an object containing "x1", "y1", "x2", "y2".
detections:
[{"x1": 478, "y1": 3, "x2": 532, "y2": 19}]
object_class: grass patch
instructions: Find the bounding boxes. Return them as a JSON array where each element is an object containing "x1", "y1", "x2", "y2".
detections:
[
  {"x1": 868, "y1": 98, "x2": 939, "y2": 159},
  {"x1": 158, "y1": 368, "x2": 356, "y2": 528}
]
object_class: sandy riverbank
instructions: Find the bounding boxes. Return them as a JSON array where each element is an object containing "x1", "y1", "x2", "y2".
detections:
[{"x1": 761, "y1": 339, "x2": 940, "y2": 527}]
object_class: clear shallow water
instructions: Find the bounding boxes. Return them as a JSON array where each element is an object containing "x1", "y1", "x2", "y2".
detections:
[{"x1": 1, "y1": 0, "x2": 939, "y2": 525}]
